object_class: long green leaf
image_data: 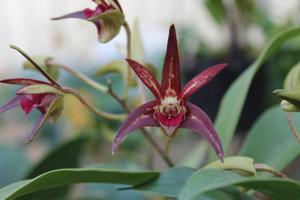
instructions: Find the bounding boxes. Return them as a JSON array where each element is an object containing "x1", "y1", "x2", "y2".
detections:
[
  {"x1": 0, "y1": 168, "x2": 158, "y2": 200},
  {"x1": 240, "y1": 106, "x2": 300, "y2": 170},
  {"x1": 179, "y1": 169, "x2": 300, "y2": 200},
  {"x1": 212, "y1": 27, "x2": 300, "y2": 158},
  {"x1": 20, "y1": 136, "x2": 90, "y2": 199}
]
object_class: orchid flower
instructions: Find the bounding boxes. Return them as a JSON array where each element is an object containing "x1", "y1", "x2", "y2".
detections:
[
  {"x1": 52, "y1": 0, "x2": 125, "y2": 43},
  {"x1": 0, "y1": 78, "x2": 64, "y2": 143},
  {"x1": 113, "y1": 25, "x2": 227, "y2": 161}
]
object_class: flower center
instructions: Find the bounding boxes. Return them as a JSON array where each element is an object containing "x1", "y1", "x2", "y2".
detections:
[{"x1": 159, "y1": 96, "x2": 181, "y2": 118}]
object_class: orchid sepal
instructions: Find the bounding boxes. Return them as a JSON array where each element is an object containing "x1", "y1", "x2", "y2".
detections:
[{"x1": 112, "y1": 101, "x2": 158, "y2": 154}]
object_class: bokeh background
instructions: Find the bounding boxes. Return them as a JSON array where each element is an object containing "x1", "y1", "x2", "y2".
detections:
[{"x1": 1, "y1": 0, "x2": 300, "y2": 199}]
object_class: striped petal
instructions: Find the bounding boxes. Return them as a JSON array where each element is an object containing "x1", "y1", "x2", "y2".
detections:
[
  {"x1": 126, "y1": 59, "x2": 163, "y2": 99},
  {"x1": 161, "y1": 24, "x2": 181, "y2": 96},
  {"x1": 181, "y1": 63, "x2": 227, "y2": 99},
  {"x1": 181, "y1": 102, "x2": 224, "y2": 161},
  {"x1": 0, "y1": 78, "x2": 50, "y2": 86},
  {"x1": 112, "y1": 101, "x2": 158, "y2": 154}
]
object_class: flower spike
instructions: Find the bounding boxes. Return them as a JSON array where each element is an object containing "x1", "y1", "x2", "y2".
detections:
[{"x1": 113, "y1": 25, "x2": 227, "y2": 161}]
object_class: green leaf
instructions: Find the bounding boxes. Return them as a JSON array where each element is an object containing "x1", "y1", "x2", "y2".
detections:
[
  {"x1": 135, "y1": 167, "x2": 196, "y2": 197},
  {"x1": 21, "y1": 136, "x2": 90, "y2": 199},
  {"x1": 90, "y1": 10, "x2": 125, "y2": 43},
  {"x1": 26, "y1": 137, "x2": 89, "y2": 178},
  {"x1": 23, "y1": 56, "x2": 60, "y2": 80},
  {"x1": 204, "y1": 156, "x2": 256, "y2": 176},
  {"x1": 0, "y1": 168, "x2": 158, "y2": 200},
  {"x1": 212, "y1": 27, "x2": 300, "y2": 159},
  {"x1": 191, "y1": 187, "x2": 256, "y2": 200},
  {"x1": 240, "y1": 106, "x2": 300, "y2": 170},
  {"x1": 179, "y1": 169, "x2": 300, "y2": 200},
  {"x1": 131, "y1": 19, "x2": 145, "y2": 63}
]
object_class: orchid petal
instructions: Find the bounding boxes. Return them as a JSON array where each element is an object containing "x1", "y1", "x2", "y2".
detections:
[
  {"x1": 161, "y1": 24, "x2": 181, "y2": 95},
  {"x1": 0, "y1": 96, "x2": 22, "y2": 113},
  {"x1": 181, "y1": 63, "x2": 227, "y2": 99},
  {"x1": 112, "y1": 101, "x2": 158, "y2": 154},
  {"x1": 0, "y1": 78, "x2": 50, "y2": 86},
  {"x1": 126, "y1": 59, "x2": 163, "y2": 99},
  {"x1": 26, "y1": 96, "x2": 63, "y2": 143},
  {"x1": 51, "y1": 10, "x2": 87, "y2": 20},
  {"x1": 181, "y1": 102, "x2": 224, "y2": 161},
  {"x1": 26, "y1": 113, "x2": 47, "y2": 143}
]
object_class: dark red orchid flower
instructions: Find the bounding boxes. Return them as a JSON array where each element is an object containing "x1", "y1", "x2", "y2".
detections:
[
  {"x1": 113, "y1": 25, "x2": 227, "y2": 161},
  {"x1": 52, "y1": 0, "x2": 124, "y2": 43},
  {"x1": 0, "y1": 78, "x2": 63, "y2": 143}
]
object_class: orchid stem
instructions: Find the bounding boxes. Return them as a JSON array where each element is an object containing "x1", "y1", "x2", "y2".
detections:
[
  {"x1": 141, "y1": 128, "x2": 174, "y2": 167},
  {"x1": 164, "y1": 137, "x2": 172, "y2": 157},
  {"x1": 254, "y1": 163, "x2": 287, "y2": 178},
  {"x1": 10, "y1": 45, "x2": 62, "y2": 90},
  {"x1": 48, "y1": 62, "x2": 108, "y2": 93},
  {"x1": 63, "y1": 87, "x2": 126, "y2": 121},
  {"x1": 122, "y1": 21, "x2": 132, "y2": 100},
  {"x1": 286, "y1": 112, "x2": 300, "y2": 143}
]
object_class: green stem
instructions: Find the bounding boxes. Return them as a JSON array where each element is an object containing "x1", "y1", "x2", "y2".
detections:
[
  {"x1": 254, "y1": 163, "x2": 287, "y2": 178},
  {"x1": 48, "y1": 61, "x2": 108, "y2": 93},
  {"x1": 286, "y1": 112, "x2": 300, "y2": 143},
  {"x1": 10, "y1": 45, "x2": 61, "y2": 89},
  {"x1": 63, "y1": 87, "x2": 126, "y2": 121}
]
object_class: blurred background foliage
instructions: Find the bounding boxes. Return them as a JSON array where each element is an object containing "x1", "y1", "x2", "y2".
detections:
[{"x1": 1, "y1": 0, "x2": 300, "y2": 199}]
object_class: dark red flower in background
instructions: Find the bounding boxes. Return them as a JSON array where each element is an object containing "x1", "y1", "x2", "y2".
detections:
[
  {"x1": 0, "y1": 78, "x2": 63, "y2": 143},
  {"x1": 52, "y1": 0, "x2": 124, "y2": 43},
  {"x1": 113, "y1": 25, "x2": 227, "y2": 161}
]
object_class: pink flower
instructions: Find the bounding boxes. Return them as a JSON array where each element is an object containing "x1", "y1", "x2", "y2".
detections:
[
  {"x1": 0, "y1": 78, "x2": 63, "y2": 143},
  {"x1": 113, "y1": 25, "x2": 227, "y2": 161}
]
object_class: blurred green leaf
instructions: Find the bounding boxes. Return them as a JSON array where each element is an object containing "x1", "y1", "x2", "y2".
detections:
[
  {"x1": 20, "y1": 136, "x2": 90, "y2": 199},
  {"x1": 0, "y1": 144, "x2": 30, "y2": 188},
  {"x1": 26, "y1": 136, "x2": 89, "y2": 178},
  {"x1": 131, "y1": 19, "x2": 144, "y2": 62},
  {"x1": 240, "y1": 106, "x2": 300, "y2": 170},
  {"x1": 211, "y1": 27, "x2": 300, "y2": 159},
  {"x1": 23, "y1": 56, "x2": 59, "y2": 80},
  {"x1": 0, "y1": 168, "x2": 158, "y2": 200},
  {"x1": 179, "y1": 169, "x2": 300, "y2": 200},
  {"x1": 284, "y1": 62, "x2": 300, "y2": 90},
  {"x1": 204, "y1": 0, "x2": 226, "y2": 24}
]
